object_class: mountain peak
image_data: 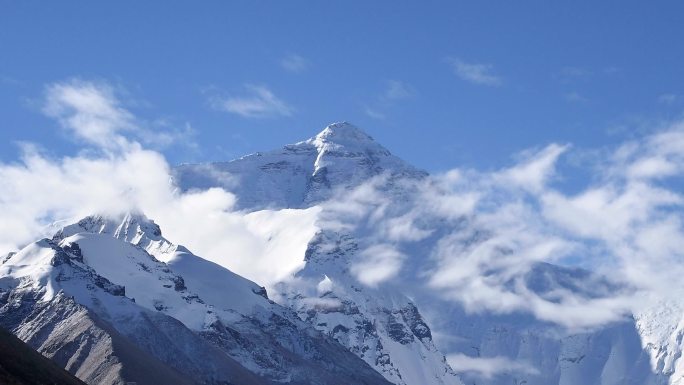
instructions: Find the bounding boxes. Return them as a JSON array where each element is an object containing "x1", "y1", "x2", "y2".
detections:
[
  {"x1": 308, "y1": 122, "x2": 390, "y2": 156},
  {"x1": 53, "y1": 212, "x2": 163, "y2": 247},
  {"x1": 173, "y1": 122, "x2": 427, "y2": 210},
  {"x1": 315, "y1": 122, "x2": 374, "y2": 143}
]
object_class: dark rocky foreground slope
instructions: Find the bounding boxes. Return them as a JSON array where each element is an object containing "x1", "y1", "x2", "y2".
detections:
[{"x1": 0, "y1": 324, "x2": 88, "y2": 385}]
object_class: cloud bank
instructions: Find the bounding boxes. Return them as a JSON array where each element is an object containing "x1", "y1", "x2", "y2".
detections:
[
  {"x1": 446, "y1": 354, "x2": 538, "y2": 379},
  {"x1": 318, "y1": 121, "x2": 684, "y2": 330}
]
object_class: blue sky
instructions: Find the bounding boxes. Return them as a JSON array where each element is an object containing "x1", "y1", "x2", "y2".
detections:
[{"x1": 1, "y1": 1, "x2": 683, "y2": 174}]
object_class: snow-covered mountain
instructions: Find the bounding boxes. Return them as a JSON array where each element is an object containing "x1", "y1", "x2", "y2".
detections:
[
  {"x1": 5, "y1": 121, "x2": 684, "y2": 385},
  {"x1": 0, "y1": 212, "x2": 391, "y2": 385},
  {"x1": 175, "y1": 122, "x2": 684, "y2": 385},
  {"x1": 174, "y1": 122, "x2": 427, "y2": 211},
  {"x1": 176, "y1": 122, "x2": 461, "y2": 384}
]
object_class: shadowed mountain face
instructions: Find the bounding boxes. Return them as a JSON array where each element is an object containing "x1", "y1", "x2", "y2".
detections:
[{"x1": 0, "y1": 324, "x2": 88, "y2": 385}]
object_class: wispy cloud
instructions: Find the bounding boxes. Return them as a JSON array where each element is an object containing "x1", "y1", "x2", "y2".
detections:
[
  {"x1": 43, "y1": 79, "x2": 195, "y2": 152},
  {"x1": 658, "y1": 93, "x2": 678, "y2": 105},
  {"x1": 350, "y1": 244, "x2": 406, "y2": 287},
  {"x1": 211, "y1": 85, "x2": 293, "y2": 118},
  {"x1": 496, "y1": 143, "x2": 569, "y2": 192},
  {"x1": 564, "y1": 91, "x2": 589, "y2": 103},
  {"x1": 446, "y1": 354, "x2": 538, "y2": 379},
  {"x1": 364, "y1": 80, "x2": 414, "y2": 119},
  {"x1": 556, "y1": 66, "x2": 592, "y2": 83},
  {"x1": 560, "y1": 66, "x2": 591, "y2": 78},
  {"x1": 448, "y1": 58, "x2": 502, "y2": 86},
  {"x1": 382, "y1": 80, "x2": 413, "y2": 101},
  {"x1": 43, "y1": 80, "x2": 136, "y2": 151},
  {"x1": 280, "y1": 53, "x2": 309, "y2": 73},
  {"x1": 363, "y1": 106, "x2": 386, "y2": 120},
  {"x1": 0, "y1": 75, "x2": 22, "y2": 86}
]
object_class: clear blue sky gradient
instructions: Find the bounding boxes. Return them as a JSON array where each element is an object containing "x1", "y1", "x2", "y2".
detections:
[{"x1": 1, "y1": 1, "x2": 683, "y2": 176}]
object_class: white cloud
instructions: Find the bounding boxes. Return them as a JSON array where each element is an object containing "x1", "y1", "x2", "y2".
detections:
[
  {"x1": 434, "y1": 121, "x2": 684, "y2": 328},
  {"x1": 423, "y1": 197, "x2": 613, "y2": 327},
  {"x1": 446, "y1": 354, "x2": 538, "y2": 379},
  {"x1": 43, "y1": 79, "x2": 196, "y2": 152},
  {"x1": 536, "y1": 124, "x2": 684, "y2": 304},
  {"x1": 211, "y1": 85, "x2": 293, "y2": 118},
  {"x1": 626, "y1": 156, "x2": 678, "y2": 180},
  {"x1": 43, "y1": 80, "x2": 136, "y2": 151},
  {"x1": 317, "y1": 275, "x2": 333, "y2": 294},
  {"x1": 449, "y1": 58, "x2": 501, "y2": 86},
  {"x1": 351, "y1": 244, "x2": 405, "y2": 287},
  {"x1": 281, "y1": 53, "x2": 309, "y2": 73},
  {"x1": 496, "y1": 143, "x2": 569, "y2": 192},
  {"x1": 138, "y1": 121, "x2": 198, "y2": 152}
]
